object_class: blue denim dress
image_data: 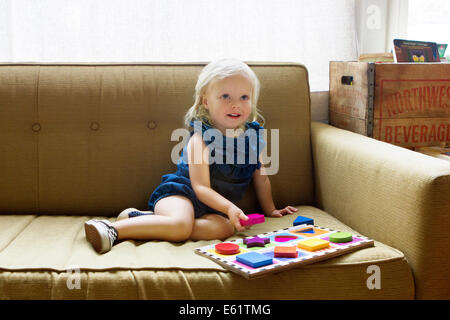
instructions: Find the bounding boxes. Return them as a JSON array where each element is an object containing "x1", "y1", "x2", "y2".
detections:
[{"x1": 147, "y1": 120, "x2": 266, "y2": 218}]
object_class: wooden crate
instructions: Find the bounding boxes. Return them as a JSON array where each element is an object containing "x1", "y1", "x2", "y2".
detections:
[{"x1": 329, "y1": 61, "x2": 450, "y2": 149}]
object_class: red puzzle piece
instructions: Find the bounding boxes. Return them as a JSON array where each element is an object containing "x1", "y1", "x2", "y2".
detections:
[{"x1": 215, "y1": 243, "x2": 240, "y2": 255}]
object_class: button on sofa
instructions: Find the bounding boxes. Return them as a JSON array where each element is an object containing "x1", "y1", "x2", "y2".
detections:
[{"x1": 0, "y1": 62, "x2": 449, "y2": 299}]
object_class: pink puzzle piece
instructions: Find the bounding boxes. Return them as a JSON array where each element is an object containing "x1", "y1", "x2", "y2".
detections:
[{"x1": 240, "y1": 213, "x2": 265, "y2": 227}]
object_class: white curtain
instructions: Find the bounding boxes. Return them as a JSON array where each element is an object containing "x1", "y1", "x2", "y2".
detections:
[
  {"x1": 408, "y1": 0, "x2": 450, "y2": 46},
  {"x1": 0, "y1": 0, "x2": 358, "y2": 91},
  {"x1": 355, "y1": 0, "x2": 409, "y2": 55}
]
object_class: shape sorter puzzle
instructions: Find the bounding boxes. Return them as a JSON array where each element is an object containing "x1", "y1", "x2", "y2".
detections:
[{"x1": 195, "y1": 224, "x2": 374, "y2": 279}]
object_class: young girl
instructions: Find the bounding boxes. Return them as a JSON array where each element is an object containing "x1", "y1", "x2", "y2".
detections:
[{"x1": 84, "y1": 58, "x2": 298, "y2": 254}]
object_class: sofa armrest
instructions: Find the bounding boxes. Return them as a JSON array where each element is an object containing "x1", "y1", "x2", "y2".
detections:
[{"x1": 311, "y1": 121, "x2": 450, "y2": 299}]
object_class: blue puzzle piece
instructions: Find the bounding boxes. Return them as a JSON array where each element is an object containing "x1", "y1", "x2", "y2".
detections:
[
  {"x1": 236, "y1": 252, "x2": 273, "y2": 268},
  {"x1": 293, "y1": 215, "x2": 314, "y2": 226}
]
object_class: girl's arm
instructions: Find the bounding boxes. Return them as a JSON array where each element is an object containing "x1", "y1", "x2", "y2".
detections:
[
  {"x1": 188, "y1": 132, "x2": 248, "y2": 231},
  {"x1": 253, "y1": 155, "x2": 298, "y2": 217}
]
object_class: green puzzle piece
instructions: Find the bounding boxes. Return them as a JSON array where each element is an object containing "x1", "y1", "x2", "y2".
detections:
[{"x1": 329, "y1": 232, "x2": 353, "y2": 243}]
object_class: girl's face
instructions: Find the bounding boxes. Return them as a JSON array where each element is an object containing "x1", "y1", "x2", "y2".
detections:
[{"x1": 202, "y1": 73, "x2": 253, "y2": 136}]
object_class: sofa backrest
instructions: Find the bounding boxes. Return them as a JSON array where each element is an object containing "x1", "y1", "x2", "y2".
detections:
[{"x1": 0, "y1": 62, "x2": 313, "y2": 216}]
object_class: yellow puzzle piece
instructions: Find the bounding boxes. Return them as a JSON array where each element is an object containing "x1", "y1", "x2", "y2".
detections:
[{"x1": 297, "y1": 238, "x2": 330, "y2": 251}]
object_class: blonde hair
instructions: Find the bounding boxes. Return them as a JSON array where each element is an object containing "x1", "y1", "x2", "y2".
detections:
[{"x1": 184, "y1": 58, "x2": 265, "y2": 128}]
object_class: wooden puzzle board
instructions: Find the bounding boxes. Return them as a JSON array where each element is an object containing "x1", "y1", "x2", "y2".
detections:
[{"x1": 195, "y1": 224, "x2": 374, "y2": 279}]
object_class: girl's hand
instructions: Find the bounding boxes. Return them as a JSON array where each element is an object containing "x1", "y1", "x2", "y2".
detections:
[
  {"x1": 227, "y1": 205, "x2": 249, "y2": 232},
  {"x1": 267, "y1": 206, "x2": 298, "y2": 218}
]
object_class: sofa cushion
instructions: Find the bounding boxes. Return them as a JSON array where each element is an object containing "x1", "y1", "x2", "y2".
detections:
[{"x1": 0, "y1": 206, "x2": 414, "y2": 299}]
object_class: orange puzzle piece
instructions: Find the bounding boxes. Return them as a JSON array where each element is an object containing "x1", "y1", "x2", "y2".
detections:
[{"x1": 274, "y1": 246, "x2": 298, "y2": 258}]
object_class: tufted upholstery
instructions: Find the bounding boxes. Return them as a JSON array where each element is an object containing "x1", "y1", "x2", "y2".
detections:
[{"x1": 0, "y1": 63, "x2": 313, "y2": 216}]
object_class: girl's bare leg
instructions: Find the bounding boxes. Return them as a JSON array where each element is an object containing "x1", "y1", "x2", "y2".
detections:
[
  {"x1": 112, "y1": 195, "x2": 194, "y2": 242},
  {"x1": 190, "y1": 213, "x2": 235, "y2": 241}
]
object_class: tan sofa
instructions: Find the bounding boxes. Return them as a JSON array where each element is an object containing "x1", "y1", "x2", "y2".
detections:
[{"x1": 0, "y1": 62, "x2": 449, "y2": 300}]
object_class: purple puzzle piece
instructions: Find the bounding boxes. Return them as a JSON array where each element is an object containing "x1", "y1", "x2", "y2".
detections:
[{"x1": 243, "y1": 236, "x2": 270, "y2": 248}]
